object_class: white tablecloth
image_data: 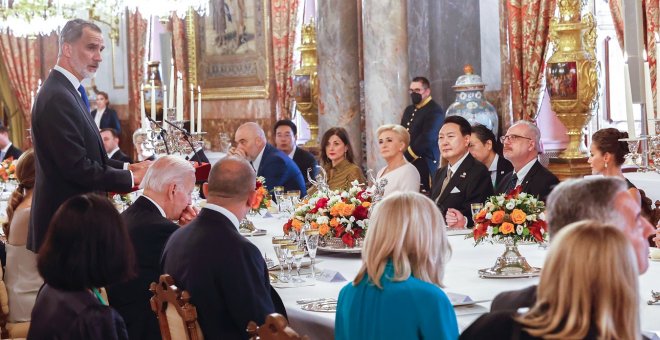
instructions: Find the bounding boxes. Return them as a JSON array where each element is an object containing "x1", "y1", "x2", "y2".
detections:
[
  {"x1": 246, "y1": 215, "x2": 660, "y2": 339},
  {"x1": 624, "y1": 172, "x2": 660, "y2": 202}
]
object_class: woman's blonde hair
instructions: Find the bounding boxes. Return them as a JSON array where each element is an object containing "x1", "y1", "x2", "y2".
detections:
[
  {"x1": 353, "y1": 191, "x2": 451, "y2": 288},
  {"x1": 3, "y1": 149, "x2": 35, "y2": 237},
  {"x1": 517, "y1": 220, "x2": 640, "y2": 339},
  {"x1": 376, "y1": 124, "x2": 410, "y2": 148}
]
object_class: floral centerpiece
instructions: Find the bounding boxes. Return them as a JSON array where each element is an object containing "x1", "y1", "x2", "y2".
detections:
[
  {"x1": 0, "y1": 157, "x2": 17, "y2": 182},
  {"x1": 469, "y1": 186, "x2": 547, "y2": 278},
  {"x1": 283, "y1": 180, "x2": 371, "y2": 248},
  {"x1": 251, "y1": 176, "x2": 271, "y2": 214}
]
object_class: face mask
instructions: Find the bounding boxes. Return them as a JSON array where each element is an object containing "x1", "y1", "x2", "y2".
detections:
[{"x1": 410, "y1": 92, "x2": 422, "y2": 105}]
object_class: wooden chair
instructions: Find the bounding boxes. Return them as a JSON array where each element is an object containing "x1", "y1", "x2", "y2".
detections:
[
  {"x1": 0, "y1": 265, "x2": 30, "y2": 339},
  {"x1": 247, "y1": 313, "x2": 308, "y2": 340},
  {"x1": 150, "y1": 274, "x2": 203, "y2": 340}
]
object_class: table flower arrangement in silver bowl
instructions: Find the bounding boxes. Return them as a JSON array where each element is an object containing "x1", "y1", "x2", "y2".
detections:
[
  {"x1": 283, "y1": 180, "x2": 371, "y2": 249},
  {"x1": 469, "y1": 186, "x2": 547, "y2": 278}
]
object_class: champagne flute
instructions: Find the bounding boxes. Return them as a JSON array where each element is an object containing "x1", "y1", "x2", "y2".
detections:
[
  {"x1": 292, "y1": 250, "x2": 305, "y2": 283},
  {"x1": 272, "y1": 237, "x2": 293, "y2": 282},
  {"x1": 304, "y1": 229, "x2": 320, "y2": 280},
  {"x1": 470, "y1": 203, "x2": 484, "y2": 221}
]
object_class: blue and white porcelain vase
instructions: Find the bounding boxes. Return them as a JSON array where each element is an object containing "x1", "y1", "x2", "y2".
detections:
[{"x1": 446, "y1": 65, "x2": 499, "y2": 137}]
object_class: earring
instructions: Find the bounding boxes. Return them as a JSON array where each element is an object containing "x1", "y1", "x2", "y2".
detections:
[{"x1": 604, "y1": 162, "x2": 608, "y2": 169}]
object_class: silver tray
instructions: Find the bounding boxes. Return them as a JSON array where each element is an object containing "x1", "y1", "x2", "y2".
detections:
[
  {"x1": 317, "y1": 245, "x2": 361, "y2": 254},
  {"x1": 478, "y1": 266, "x2": 541, "y2": 279}
]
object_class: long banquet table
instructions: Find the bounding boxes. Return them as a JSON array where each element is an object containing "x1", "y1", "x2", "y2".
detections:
[{"x1": 245, "y1": 214, "x2": 660, "y2": 339}]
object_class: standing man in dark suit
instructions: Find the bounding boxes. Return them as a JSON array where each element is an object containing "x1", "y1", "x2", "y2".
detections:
[
  {"x1": 401, "y1": 76, "x2": 445, "y2": 194},
  {"x1": 161, "y1": 156, "x2": 286, "y2": 339},
  {"x1": 29, "y1": 19, "x2": 150, "y2": 252},
  {"x1": 430, "y1": 116, "x2": 493, "y2": 228},
  {"x1": 91, "y1": 90, "x2": 121, "y2": 133},
  {"x1": 107, "y1": 156, "x2": 197, "y2": 340},
  {"x1": 0, "y1": 126, "x2": 22, "y2": 161},
  {"x1": 495, "y1": 121, "x2": 559, "y2": 202},
  {"x1": 274, "y1": 119, "x2": 318, "y2": 186},
  {"x1": 229, "y1": 122, "x2": 306, "y2": 197},
  {"x1": 100, "y1": 128, "x2": 132, "y2": 163}
]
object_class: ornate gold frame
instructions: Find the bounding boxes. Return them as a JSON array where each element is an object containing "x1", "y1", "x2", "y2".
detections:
[{"x1": 186, "y1": 1, "x2": 270, "y2": 100}]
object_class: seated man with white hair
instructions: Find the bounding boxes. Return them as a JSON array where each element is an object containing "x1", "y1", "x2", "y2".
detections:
[
  {"x1": 229, "y1": 122, "x2": 306, "y2": 197},
  {"x1": 496, "y1": 120, "x2": 558, "y2": 202},
  {"x1": 107, "y1": 155, "x2": 198, "y2": 340}
]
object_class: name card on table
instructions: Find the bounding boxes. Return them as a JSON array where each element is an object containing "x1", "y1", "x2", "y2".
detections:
[{"x1": 316, "y1": 269, "x2": 346, "y2": 282}]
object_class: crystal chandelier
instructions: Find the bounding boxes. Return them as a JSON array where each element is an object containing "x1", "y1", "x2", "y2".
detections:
[
  {"x1": 124, "y1": 0, "x2": 208, "y2": 19},
  {"x1": 0, "y1": 0, "x2": 76, "y2": 38}
]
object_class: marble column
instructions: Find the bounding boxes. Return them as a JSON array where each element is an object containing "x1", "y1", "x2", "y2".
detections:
[
  {"x1": 429, "y1": 0, "x2": 481, "y2": 110},
  {"x1": 316, "y1": 1, "x2": 362, "y2": 163},
  {"x1": 407, "y1": 0, "x2": 430, "y2": 79},
  {"x1": 362, "y1": 0, "x2": 409, "y2": 171}
]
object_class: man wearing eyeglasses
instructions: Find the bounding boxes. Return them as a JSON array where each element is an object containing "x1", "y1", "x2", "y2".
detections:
[
  {"x1": 400, "y1": 76, "x2": 445, "y2": 194},
  {"x1": 496, "y1": 121, "x2": 559, "y2": 202}
]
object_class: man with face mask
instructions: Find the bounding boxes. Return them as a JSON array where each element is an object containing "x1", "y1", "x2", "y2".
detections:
[{"x1": 400, "y1": 76, "x2": 445, "y2": 194}]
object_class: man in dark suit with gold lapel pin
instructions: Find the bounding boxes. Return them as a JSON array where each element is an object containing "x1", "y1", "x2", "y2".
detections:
[{"x1": 431, "y1": 116, "x2": 493, "y2": 228}]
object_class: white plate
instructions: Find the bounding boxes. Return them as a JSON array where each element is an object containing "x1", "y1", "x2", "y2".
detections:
[
  {"x1": 317, "y1": 245, "x2": 362, "y2": 254},
  {"x1": 240, "y1": 229, "x2": 267, "y2": 237}
]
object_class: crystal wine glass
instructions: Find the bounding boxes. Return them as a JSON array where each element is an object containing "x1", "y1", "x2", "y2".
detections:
[
  {"x1": 304, "y1": 229, "x2": 320, "y2": 280},
  {"x1": 292, "y1": 250, "x2": 305, "y2": 283},
  {"x1": 470, "y1": 203, "x2": 484, "y2": 221},
  {"x1": 283, "y1": 243, "x2": 298, "y2": 282},
  {"x1": 272, "y1": 237, "x2": 292, "y2": 282}
]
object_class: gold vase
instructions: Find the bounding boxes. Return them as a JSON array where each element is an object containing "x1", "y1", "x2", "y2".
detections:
[{"x1": 293, "y1": 20, "x2": 319, "y2": 147}]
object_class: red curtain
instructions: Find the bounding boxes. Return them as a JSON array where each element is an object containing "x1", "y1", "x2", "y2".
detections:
[
  {"x1": 127, "y1": 10, "x2": 148, "y2": 133},
  {"x1": 0, "y1": 34, "x2": 40, "y2": 141},
  {"x1": 609, "y1": 0, "x2": 660, "y2": 116},
  {"x1": 505, "y1": 0, "x2": 557, "y2": 122},
  {"x1": 271, "y1": 0, "x2": 299, "y2": 120}
]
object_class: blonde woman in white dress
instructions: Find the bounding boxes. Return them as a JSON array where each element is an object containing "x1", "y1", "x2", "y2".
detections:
[{"x1": 375, "y1": 124, "x2": 420, "y2": 197}]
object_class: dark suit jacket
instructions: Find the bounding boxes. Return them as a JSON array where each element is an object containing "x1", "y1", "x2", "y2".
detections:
[
  {"x1": 2, "y1": 144, "x2": 22, "y2": 161},
  {"x1": 292, "y1": 146, "x2": 318, "y2": 186},
  {"x1": 91, "y1": 107, "x2": 121, "y2": 133},
  {"x1": 495, "y1": 160, "x2": 559, "y2": 202},
  {"x1": 490, "y1": 284, "x2": 537, "y2": 312},
  {"x1": 28, "y1": 70, "x2": 132, "y2": 252},
  {"x1": 110, "y1": 149, "x2": 132, "y2": 164},
  {"x1": 430, "y1": 153, "x2": 493, "y2": 228},
  {"x1": 401, "y1": 99, "x2": 444, "y2": 173},
  {"x1": 494, "y1": 155, "x2": 514, "y2": 189},
  {"x1": 161, "y1": 208, "x2": 285, "y2": 339},
  {"x1": 107, "y1": 196, "x2": 177, "y2": 340},
  {"x1": 258, "y1": 144, "x2": 306, "y2": 197}
]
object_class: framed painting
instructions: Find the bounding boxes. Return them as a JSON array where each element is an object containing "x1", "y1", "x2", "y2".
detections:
[{"x1": 187, "y1": 0, "x2": 270, "y2": 99}]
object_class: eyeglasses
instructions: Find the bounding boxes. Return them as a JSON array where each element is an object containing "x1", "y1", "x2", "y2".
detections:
[{"x1": 500, "y1": 134, "x2": 532, "y2": 143}]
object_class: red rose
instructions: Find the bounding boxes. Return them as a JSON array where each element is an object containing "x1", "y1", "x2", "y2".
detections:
[
  {"x1": 505, "y1": 185, "x2": 522, "y2": 199},
  {"x1": 283, "y1": 220, "x2": 292, "y2": 234},
  {"x1": 528, "y1": 221, "x2": 546, "y2": 243},
  {"x1": 473, "y1": 223, "x2": 487, "y2": 241},
  {"x1": 334, "y1": 225, "x2": 345, "y2": 238},
  {"x1": 352, "y1": 226, "x2": 363, "y2": 238},
  {"x1": 256, "y1": 181, "x2": 262, "y2": 189},
  {"x1": 315, "y1": 197, "x2": 329, "y2": 210},
  {"x1": 352, "y1": 205, "x2": 369, "y2": 220},
  {"x1": 342, "y1": 232, "x2": 355, "y2": 247}
]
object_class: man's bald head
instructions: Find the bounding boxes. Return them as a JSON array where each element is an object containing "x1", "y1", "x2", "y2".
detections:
[{"x1": 206, "y1": 156, "x2": 256, "y2": 200}]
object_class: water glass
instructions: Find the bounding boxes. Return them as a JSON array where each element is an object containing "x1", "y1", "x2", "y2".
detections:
[
  {"x1": 272, "y1": 237, "x2": 293, "y2": 282},
  {"x1": 304, "y1": 229, "x2": 320, "y2": 280},
  {"x1": 470, "y1": 203, "x2": 484, "y2": 220},
  {"x1": 292, "y1": 250, "x2": 306, "y2": 283},
  {"x1": 273, "y1": 186, "x2": 285, "y2": 213},
  {"x1": 283, "y1": 243, "x2": 298, "y2": 281}
]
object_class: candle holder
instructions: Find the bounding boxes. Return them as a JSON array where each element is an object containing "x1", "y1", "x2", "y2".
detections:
[
  {"x1": 190, "y1": 132, "x2": 207, "y2": 150},
  {"x1": 648, "y1": 134, "x2": 660, "y2": 174},
  {"x1": 619, "y1": 137, "x2": 645, "y2": 169}
]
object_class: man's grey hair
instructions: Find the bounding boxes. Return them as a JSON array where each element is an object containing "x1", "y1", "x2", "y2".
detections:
[
  {"x1": 546, "y1": 177, "x2": 628, "y2": 235},
  {"x1": 512, "y1": 120, "x2": 542, "y2": 153},
  {"x1": 140, "y1": 155, "x2": 195, "y2": 193},
  {"x1": 207, "y1": 156, "x2": 256, "y2": 199},
  {"x1": 59, "y1": 19, "x2": 102, "y2": 55}
]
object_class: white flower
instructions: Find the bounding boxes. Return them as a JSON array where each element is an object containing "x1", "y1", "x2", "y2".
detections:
[
  {"x1": 316, "y1": 216, "x2": 329, "y2": 225},
  {"x1": 351, "y1": 179, "x2": 360, "y2": 187},
  {"x1": 518, "y1": 192, "x2": 527, "y2": 199},
  {"x1": 349, "y1": 216, "x2": 355, "y2": 222},
  {"x1": 538, "y1": 212, "x2": 546, "y2": 221},
  {"x1": 496, "y1": 196, "x2": 505, "y2": 205},
  {"x1": 516, "y1": 225, "x2": 523, "y2": 235},
  {"x1": 356, "y1": 220, "x2": 366, "y2": 228},
  {"x1": 340, "y1": 192, "x2": 349, "y2": 199},
  {"x1": 526, "y1": 214, "x2": 534, "y2": 221},
  {"x1": 505, "y1": 201, "x2": 516, "y2": 210},
  {"x1": 485, "y1": 202, "x2": 495, "y2": 210},
  {"x1": 487, "y1": 226, "x2": 494, "y2": 236},
  {"x1": 485, "y1": 212, "x2": 493, "y2": 219}
]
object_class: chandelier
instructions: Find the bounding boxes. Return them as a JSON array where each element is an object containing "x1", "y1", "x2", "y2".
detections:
[{"x1": 0, "y1": 0, "x2": 76, "y2": 38}]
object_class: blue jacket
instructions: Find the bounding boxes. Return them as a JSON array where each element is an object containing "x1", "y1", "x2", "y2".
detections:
[
  {"x1": 336, "y1": 261, "x2": 458, "y2": 340},
  {"x1": 257, "y1": 144, "x2": 306, "y2": 197}
]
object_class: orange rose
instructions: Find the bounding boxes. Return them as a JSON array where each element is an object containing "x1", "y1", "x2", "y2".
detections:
[
  {"x1": 491, "y1": 210, "x2": 505, "y2": 224},
  {"x1": 252, "y1": 193, "x2": 263, "y2": 209},
  {"x1": 329, "y1": 218, "x2": 340, "y2": 227},
  {"x1": 292, "y1": 219, "x2": 303, "y2": 232},
  {"x1": 310, "y1": 222, "x2": 319, "y2": 229},
  {"x1": 510, "y1": 209, "x2": 527, "y2": 224},
  {"x1": 319, "y1": 224, "x2": 330, "y2": 236},
  {"x1": 500, "y1": 222, "x2": 514, "y2": 234},
  {"x1": 475, "y1": 209, "x2": 487, "y2": 221},
  {"x1": 361, "y1": 201, "x2": 371, "y2": 208},
  {"x1": 330, "y1": 203, "x2": 343, "y2": 217},
  {"x1": 341, "y1": 204, "x2": 355, "y2": 217}
]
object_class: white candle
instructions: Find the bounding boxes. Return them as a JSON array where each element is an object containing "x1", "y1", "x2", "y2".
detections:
[
  {"x1": 140, "y1": 83, "x2": 146, "y2": 129},
  {"x1": 150, "y1": 80, "x2": 156, "y2": 121},
  {"x1": 176, "y1": 72, "x2": 183, "y2": 121},
  {"x1": 197, "y1": 86, "x2": 202, "y2": 133},
  {"x1": 190, "y1": 85, "x2": 195, "y2": 133},
  {"x1": 169, "y1": 58, "x2": 175, "y2": 109},
  {"x1": 643, "y1": 51, "x2": 656, "y2": 135},
  {"x1": 30, "y1": 90, "x2": 34, "y2": 111},
  {"x1": 162, "y1": 85, "x2": 168, "y2": 112},
  {"x1": 624, "y1": 58, "x2": 636, "y2": 138}
]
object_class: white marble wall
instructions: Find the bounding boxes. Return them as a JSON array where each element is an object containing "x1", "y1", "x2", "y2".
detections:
[
  {"x1": 316, "y1": 1, "x2": 362, "y2": 162},
  {"x1": 362, "y1": 0, "x2": 409, "y2": 171},
  {"x1": 479, "y1": 0, "x2": 501, "y2": 91}
]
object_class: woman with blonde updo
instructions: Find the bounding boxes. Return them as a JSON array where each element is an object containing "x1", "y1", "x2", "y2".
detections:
[
  {"x1": 3, "y1": 149, "x2": 43, "y2": 322},
  {"x1": 375, "y1": 124, "x2": 420, "y2": 196},
  {"x1": 588, "y1": 128, "x2": 640, "y2": 202}
]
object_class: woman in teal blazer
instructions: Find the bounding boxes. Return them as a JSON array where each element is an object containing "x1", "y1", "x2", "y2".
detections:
[{"x1": 335, "y1": 192, "x2": 458, "y2": 339}]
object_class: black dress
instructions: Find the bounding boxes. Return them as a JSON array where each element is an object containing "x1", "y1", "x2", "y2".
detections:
[{"x1": 28, "y1": 284, "x2": 128, "y2": 340}]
